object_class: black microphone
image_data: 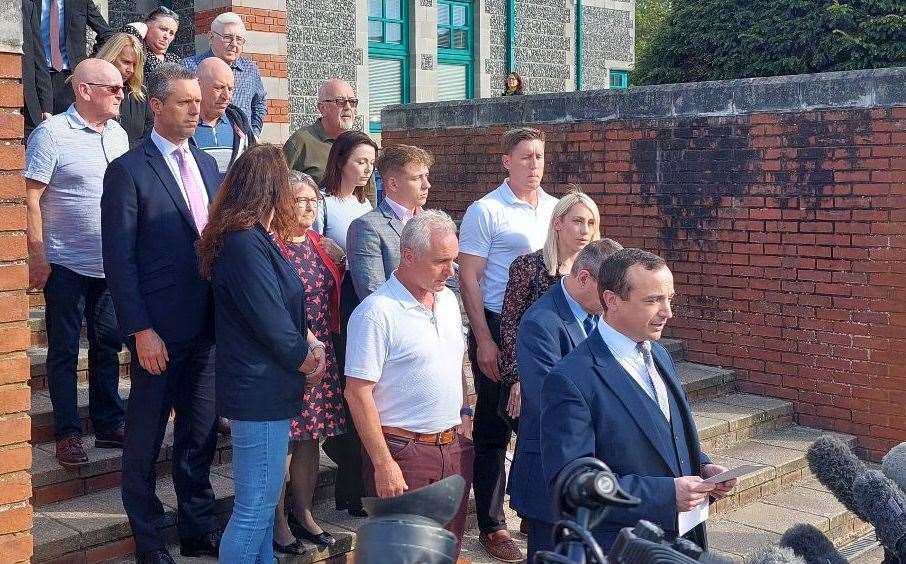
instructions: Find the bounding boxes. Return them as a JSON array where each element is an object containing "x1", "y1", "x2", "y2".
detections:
[
  {"x1": 853, "y1": 469, "x2": 906, "y2": 560},
  {"x1": 882, "y1": 441, "x2": 906, "y2": 494},
  {"x1": 778, "y1": 523, "x2": 847, "y2": 564},
  {"x1": 745, "y1": 545, "x2": 804, "y2": 564},
  {"x1": 806, "y1": 436, "x2": 868, "y2": 520}
]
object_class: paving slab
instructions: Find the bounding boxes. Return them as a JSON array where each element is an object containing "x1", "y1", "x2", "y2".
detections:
[
  {"x1": 723, "y1": 501, "x2": 829, "y2": 534},
  {"x1": 708, "y1": 519, "x2": 781, "y2": 558},
  {"x1": 751, "y1": 426, "x2": 855, "y2": 451},
  {"x1": 713, "y1": 437, "x2": 807, "y2": 476},
  {"x1": 32, "y1": 513, "x2": 81, "y2": 561},
  {"x1": 760, "y1": 486, "x2": 850, "y2": 530}
]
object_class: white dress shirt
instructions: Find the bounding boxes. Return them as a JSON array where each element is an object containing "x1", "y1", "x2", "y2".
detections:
[
  {"x1": 383, "y1": 195, "x2": 418, "y2": 225},
  {"x1": 598, "y1": 320, "x2": 667, "y2": 410},
  {"x1": 151, "y1": 128, "x2": 210, "y2": 209}
]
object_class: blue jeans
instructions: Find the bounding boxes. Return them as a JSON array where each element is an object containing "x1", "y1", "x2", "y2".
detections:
[
  {"x1": 44, "y1": 264, "x2": 124, "y2": 440},
  {"x1": 220, "y1": 419, "x2": 290, "y2": 564}
]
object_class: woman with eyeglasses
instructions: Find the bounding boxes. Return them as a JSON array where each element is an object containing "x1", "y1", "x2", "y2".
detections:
[
  {"x1": 96, "y1": 33, "x2": 149, "y2": 147},
  {"x1": 270, "y1": 172, "x2": 347, "y2": 553},
  {"x1": 141, "y1": 7, "x2": 181, "y2": 83}
]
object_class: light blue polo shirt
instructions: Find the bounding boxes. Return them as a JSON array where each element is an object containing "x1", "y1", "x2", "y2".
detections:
[{"x1": 23, "y1": 105, "x2": 129, "y2": 278}]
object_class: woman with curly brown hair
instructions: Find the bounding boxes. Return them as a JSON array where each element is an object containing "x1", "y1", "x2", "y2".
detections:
[{"x1": 196, "y1": 144, "x2": 326, "y2": 563}]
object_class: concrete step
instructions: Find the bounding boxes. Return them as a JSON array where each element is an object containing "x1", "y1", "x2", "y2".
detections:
[
  {"x1": 31, "y1": 422, "x2": 233, "y2": 507},
  {"x1": 692, "y1": 392, "x2": 793, "y2": 451},
  {"x1": 28, "y1": 343, "x2": 131, "y2": 390},
  {"x1": 679, "y1": 361, "x2": 736, "y2": 401},
  {"x1": 708, "y1": 426, "x2": 856, "y2": 515},
  {"x1": 30, "y1": 379, "x2": 132, "y2": 444}
]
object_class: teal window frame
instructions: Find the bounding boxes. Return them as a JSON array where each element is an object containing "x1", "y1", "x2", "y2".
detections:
[
  {"x1": 436, "y1": 0, "x2": 473, "y2": 99},
  {"x1": 610, "y1": 69, "x2": 630, "y2": 89},
  {"x1": 368, "y1": 0, "x2": 410, "y2": 132}
]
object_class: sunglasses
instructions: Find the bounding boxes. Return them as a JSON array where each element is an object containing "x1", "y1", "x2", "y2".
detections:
[
  {"x1": 319, "y1": 97, "x2": 359, "y2": 108},
  {"x1": 148, "y1": 6, "x2": 180, "y2": 21},
  {"x1": 86, "y1": 83, "x2": 124, "y2": 95}
]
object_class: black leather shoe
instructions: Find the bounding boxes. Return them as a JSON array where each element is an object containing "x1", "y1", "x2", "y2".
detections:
[
  {"x1": 180, "y1": 530, "x2": 221, "y2": 557},
  {"x1": 273, "y1": 539, "x2": 308, "y2": 555},
  {"x1": 94, "y1": 425, "x2": 125, "y2": 449},
  {"x1": 135, "y1": 549, "x2": 176, "y2": 564},
  {"x1": 287, "y1": 512, "x2": 337, "y2": 547}
]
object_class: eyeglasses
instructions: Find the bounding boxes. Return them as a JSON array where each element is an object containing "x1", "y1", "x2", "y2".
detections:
[
  {"x1": 319, "y1": 97, "x2": 359, "y2": 108},
  {"x1": 147, "y1": 6, "x2": 180, "y2": 21},
  {"x1": 212, "y1": 30, "x2": 246, "y2": 45},
  {"x1": 86, "y1": 83, "x2": 124, "y2": 95},
  {"x1": 295, "y1": 197, "x2": 319, "y2": 207}
]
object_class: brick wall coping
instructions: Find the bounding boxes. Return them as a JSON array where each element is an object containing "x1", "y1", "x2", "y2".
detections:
[{"x1": 382, "y1": 67, "x2": 906, "y2": 131}]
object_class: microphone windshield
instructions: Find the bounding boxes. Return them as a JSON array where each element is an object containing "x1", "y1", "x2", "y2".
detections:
[
  {"x1": 778, "y1": 523, "x2": 847, "y2": 564},
  {"x1": 806, "y1": 436, "x2": 867, "y2": 519},
  {"x1": 853, "y1": 469, "x2": 906, "y2": 559},
  {"x1": 882, "y1": 441, "x2": 906, "y2": 494},
  {"x1": 745, "y1": 545, "x2": 804, "y2": 564}
]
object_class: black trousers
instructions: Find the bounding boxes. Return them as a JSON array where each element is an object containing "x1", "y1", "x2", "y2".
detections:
[
  {"x1": 50, "y1": 70, "x2": 74, "y2": 115},
  {"x1": 121, "y1": 336, "x2": 219, "y2": 552},
  {"x1": 322, "y1": 277, "x2": 366, "y2": 510},
  {"x1": 469, "y1": 309, "x2": 512, "y2": 534}
]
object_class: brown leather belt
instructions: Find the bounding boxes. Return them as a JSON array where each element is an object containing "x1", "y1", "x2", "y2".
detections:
[{"x1": 382, "y1": 425, "x2": 458, "y2": 445}]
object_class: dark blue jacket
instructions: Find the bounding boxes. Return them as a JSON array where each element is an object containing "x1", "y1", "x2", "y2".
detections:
[
  {"x1": 510, "y1": 283, "x2": 588, "y2": 523},
  {"x1": 212, "y1": 224, "x2": 310, "y2": 421},
  {"x1": 101, "y1": 136, "x2": 220, "y2": 345},
  {"x1": 540, "y1": 330, "x2": 711, "y2": 553}
]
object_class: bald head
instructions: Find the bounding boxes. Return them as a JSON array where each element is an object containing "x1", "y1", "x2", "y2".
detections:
[
  {"x1": 316, "y1": 79, "x2": 356, "y2": 136},
  {"x1": 197, "y1": 57, "x2": 236, "y2": 123},
  {"x1": 71, "y1": 58, "x2": 124, "y2": 122}
]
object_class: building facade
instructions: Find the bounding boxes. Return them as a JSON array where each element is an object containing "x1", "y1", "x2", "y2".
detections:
[{"x1": 103, "y1": 0, "x2": 635, "y2": 142}]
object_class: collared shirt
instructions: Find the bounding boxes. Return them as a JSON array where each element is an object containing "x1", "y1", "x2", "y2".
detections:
[
  {"x1": 459, "y1": 180, "x2": 559, "y2": 313},
  {"x1": 183, "y1": 51, "x2": 268, "y2": 135},
  {"x1": 192, "y1": 113, "x2": 236, "y2": 176},
  {"x1": 383, "y1": 195, "x2": 417, "y2": 225},
  {"x1": 23, "y1": 104, "x2": 129, "y2": 277},
  {"x1": 560, "y1": 278, "x2": 594, "y2": 337},
  {"x1": 598, "y1": 320, "x2": 662, "y2": 403},
  {"x1": 345, "y1": 273, "x2": 465, "y2": 434},
  {"x1": 40, "y1": 0, "x2": 70, "y2": 69},
  {"x1": 282, "y1": 119, "x2": 333, "y2": 184},
  {"x1": 150, "y1": 128, "x2": 210, "y2": 209}
]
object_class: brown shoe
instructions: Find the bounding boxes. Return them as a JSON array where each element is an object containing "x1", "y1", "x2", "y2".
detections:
[
  {"x1": 479, "y1": 530, "x2": 523, "y2": 563},
  {"x1": 95, "y1": 425, "x2": 125, "y2": 449},
  {"x1": 519, "y1": 519, "x2": 529, "y2": 535},
  {"x1": 56, "y1": 436, "x2": 89, "y2": 468}
]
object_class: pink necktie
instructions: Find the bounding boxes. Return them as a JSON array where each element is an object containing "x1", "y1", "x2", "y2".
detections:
[
  {"x1": 49, "y1": 0, "x2": 64, "y2": 71},
  {"x1": 172, "y1": 148, "x2": 208, "y2": 233}
]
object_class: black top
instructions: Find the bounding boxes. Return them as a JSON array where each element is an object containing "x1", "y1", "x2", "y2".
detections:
[
  {"x1": 118, "y1": 90, "x2": 150, "y2": 148},
  {"x1": 213, "y1": 224, "x2": 311, "y2": 421},
  {"x1": 22, "y1": 0, "x2": 53, "y2": 128}
]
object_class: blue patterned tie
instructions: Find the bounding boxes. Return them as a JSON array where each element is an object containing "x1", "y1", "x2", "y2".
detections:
[
  {"x1": 637, "y1": 341, "x2": 671, "y2": 421},
  {"x1": 582, "y1": 314, "x2": 597, "y2": 337}
]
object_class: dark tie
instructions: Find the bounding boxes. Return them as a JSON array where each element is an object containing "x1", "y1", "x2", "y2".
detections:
[{"x1": 582, "y1": 314, "x2": 597, "y2": 336}]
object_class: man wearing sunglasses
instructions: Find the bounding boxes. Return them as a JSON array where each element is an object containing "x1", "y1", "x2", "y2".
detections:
[
  {"x1": 23, "y1": 58, "x2": 129, "y2": 469},
  {"x1": 183, "y1": 12, "x2": 267, "y2": 136},
  {"x1": 283, "y1": 78, "x2": 363, "y2": 187}
]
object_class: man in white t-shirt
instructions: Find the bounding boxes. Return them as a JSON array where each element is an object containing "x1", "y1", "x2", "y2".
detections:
[
  {"x1": 458, "y1": 127, "x2": 558, "y2": 562},
  {"x1": 345, "y1": 210, "x2": 474, "y2": 557}
]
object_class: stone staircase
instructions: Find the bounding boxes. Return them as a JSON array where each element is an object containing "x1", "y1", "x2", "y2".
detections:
[{"x1": 25, "y1": 303, "x2": 875, "y2": 563}]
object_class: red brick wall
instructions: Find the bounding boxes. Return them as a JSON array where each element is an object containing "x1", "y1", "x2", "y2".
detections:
[
  {"x1": 383, "y1": 107, "x2": 906, "y2": 461},
  {"x1": 0, "y1": 50, "x2": 33, "y2": 563}
]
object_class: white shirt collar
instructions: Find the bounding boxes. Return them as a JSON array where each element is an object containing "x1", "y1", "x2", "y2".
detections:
[
  {"x1": 151, "y1": 128, "x2": 191, "y2": 157},
  {"x1": 560, "y1": 278, "x2": 590, "y2": 326},
  {"x1": 597, "y1": 319, "x2": 643, "y2": 359},
  {"x1": 385, "y1": 272, "x2": 433, "y2": 311},
  {"x1": 498, "y1": 179, "x2": 549, "y2": 209},
  {"x1": 383, "y1": 196, "x2": 417, "y2": 224}
]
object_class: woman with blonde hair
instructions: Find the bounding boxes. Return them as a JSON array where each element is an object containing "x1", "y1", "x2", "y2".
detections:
[
  {"x1": 497, "y1": 187, "x2": 602, "y2": 400},
  {"x1": 96, "y1": 32, "x2": 149, "y2": 146}
]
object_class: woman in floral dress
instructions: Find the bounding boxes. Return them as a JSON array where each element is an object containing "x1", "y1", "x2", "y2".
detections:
[{"x1": 272, "y1": 172, "x2": 348, "y2": 553}]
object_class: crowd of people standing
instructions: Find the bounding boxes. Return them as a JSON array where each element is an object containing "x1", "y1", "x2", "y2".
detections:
[{"x1": 22, "y1": 4, "x2": 739, "y2": 562}]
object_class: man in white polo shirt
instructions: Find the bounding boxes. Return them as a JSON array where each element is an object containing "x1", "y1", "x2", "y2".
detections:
[
  {"x1": 345, "y1": 210, "x2": 473, "y2": 557},
  {"x1": 458, "y1": 127, "x2": 558, "y2": 562}
]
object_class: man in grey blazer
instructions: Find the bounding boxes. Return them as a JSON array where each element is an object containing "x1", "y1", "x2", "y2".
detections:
[{"x1": 347, "y1": 144, "x2": 434, "y2": 300}]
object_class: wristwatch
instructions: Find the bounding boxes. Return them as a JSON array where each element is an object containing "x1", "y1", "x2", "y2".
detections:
[{"x1": 460, "y1": 406, "x2": 474, "y2": 417}]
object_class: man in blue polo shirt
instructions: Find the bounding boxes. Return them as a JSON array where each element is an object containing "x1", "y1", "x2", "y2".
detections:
[{"x1": 192, "y1": 57, "x2": 255, "y2": 181}]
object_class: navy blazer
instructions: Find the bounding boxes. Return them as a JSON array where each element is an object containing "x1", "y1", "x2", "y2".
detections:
[
  {"x1": 213, "y1": 224, "x2": 310, "y2": 421},
  {"x1": 510, "y1": 283, "x2": 587, "y2": 523},
  {"x1": 540, "y1": 330, "x2": 711, "y2": 552},
  {"x1": 101, "y1": 136, "x2": 221, "y2": 345}
]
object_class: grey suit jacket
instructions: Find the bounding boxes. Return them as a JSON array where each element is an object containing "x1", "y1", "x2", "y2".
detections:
[{"x1": 346, "y1": 199, "x2": 403, "y2": 300}]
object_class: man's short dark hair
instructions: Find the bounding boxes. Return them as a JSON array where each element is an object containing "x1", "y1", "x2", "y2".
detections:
[
  {"x1": 147, "y1": 62, "x2": 195, "y2": 103},
  {"x1": 502, "y1": 127, "x2": 545, "y2": 154},
  {"x1": 571, "y1": 238, "x2": 624, "y2": 278},
  {"x1": 597, "y1": 248, "x2": 667, "y2": 299}
]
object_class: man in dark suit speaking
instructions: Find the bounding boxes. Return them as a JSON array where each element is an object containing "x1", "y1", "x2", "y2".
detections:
[
  {"x1": 102, "y1": 63, "x2": 222, "y2": 564},
  {"x1": 540, "y1": 249, "x2": 738, "y2": 553}
]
